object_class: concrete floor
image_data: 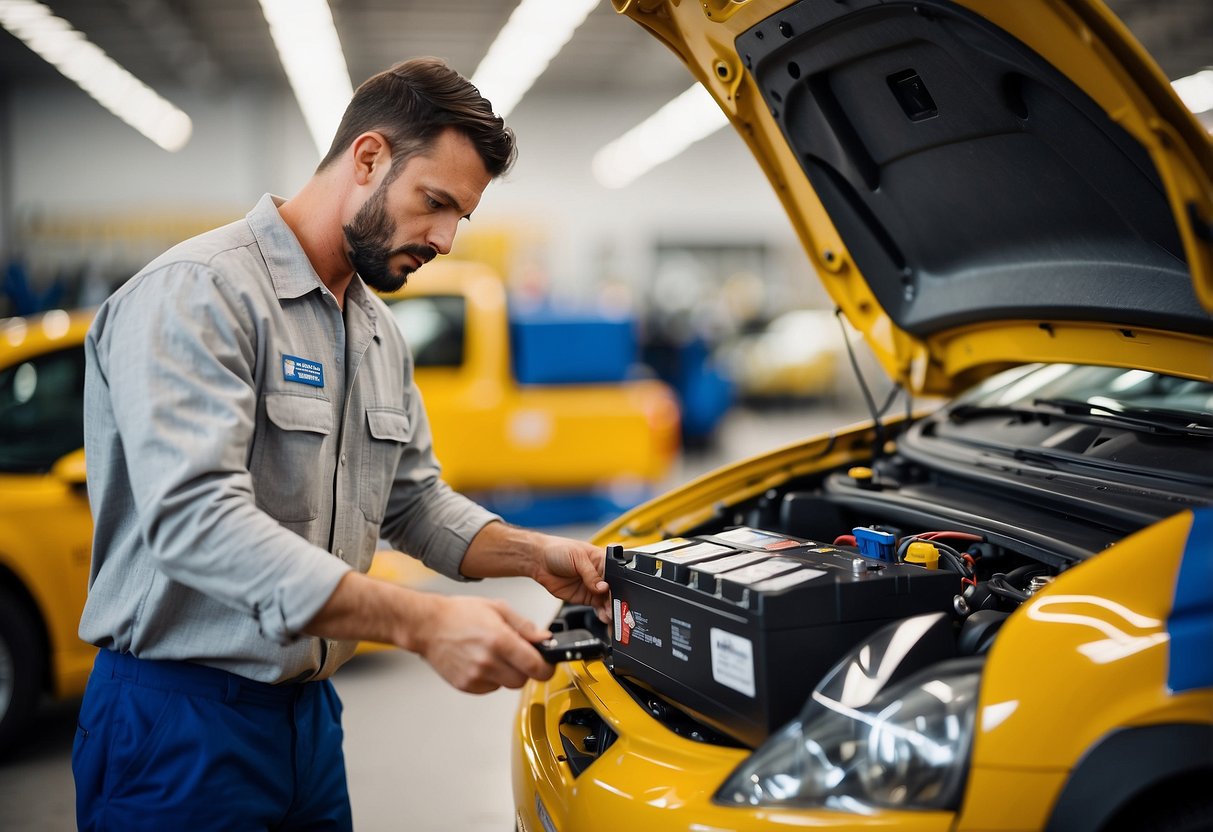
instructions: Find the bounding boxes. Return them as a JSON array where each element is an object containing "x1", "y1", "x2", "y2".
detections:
[{"x1": 0, "y1": 400, "x2": 871, "y2": 832}]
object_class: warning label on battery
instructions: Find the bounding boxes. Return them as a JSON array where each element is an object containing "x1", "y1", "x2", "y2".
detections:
[
  {"x1": 614, "y1": 599, "x2": 629, "y2": 645},
  {"x1": 710, "y1": 628, "x2": 755, "y2": 697},
  {"x1": 615, "y1": 601, "x2": 661, "y2": 649}
]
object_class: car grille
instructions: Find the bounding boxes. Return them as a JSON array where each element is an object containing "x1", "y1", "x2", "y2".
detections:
[{"x1": 557, "y1": 707, "x2": 617, "y2": 777}]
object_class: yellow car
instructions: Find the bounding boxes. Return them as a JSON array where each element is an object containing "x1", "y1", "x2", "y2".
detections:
[
  {"x1": 512, "y1": 1, "x2": 1213, "y2": 830},
  {"x1": 717, "y1": 308, "x2": 843, "y2": 402},
  {"x1": 0, "y1": 310, "x2": 95, "y2": 752}
]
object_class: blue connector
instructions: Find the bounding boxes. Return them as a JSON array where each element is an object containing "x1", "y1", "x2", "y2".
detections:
[{"x1": 853, "y1": 527, "x2": 897, "y2": 562}]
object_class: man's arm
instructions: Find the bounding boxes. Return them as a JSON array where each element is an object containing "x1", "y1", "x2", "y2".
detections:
[
  {"x1": 458, "y1": 521, "x2": 611, "y2": 621},
  {"x1": 304, "y1": 572, "x2": 555, "y2": 693},
  {"x1": 305, "y1": 521, "x2": 610, "y2": 693}
]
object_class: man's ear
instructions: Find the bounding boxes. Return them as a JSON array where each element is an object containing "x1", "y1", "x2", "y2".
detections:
[{"x1": 350, "y1": 131, "x2": 391, "y2": 186}]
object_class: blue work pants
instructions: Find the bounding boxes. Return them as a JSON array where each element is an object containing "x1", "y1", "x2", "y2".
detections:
[{"x1": 73, "y1": 649, "x2": 352, "y2": 831}]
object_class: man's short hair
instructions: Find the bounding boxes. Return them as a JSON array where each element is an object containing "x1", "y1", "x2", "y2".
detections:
[{"x1": 318, "y1": 57, "x2": 517, "y2": 179}]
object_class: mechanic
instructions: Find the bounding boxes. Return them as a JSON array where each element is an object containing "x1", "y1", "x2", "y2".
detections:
[{"x1": 72, "y1": 57, "x2": 609, "y2": 831}]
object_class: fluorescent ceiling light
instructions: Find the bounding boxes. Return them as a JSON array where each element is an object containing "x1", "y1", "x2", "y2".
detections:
[
  {"x1": 471, "y1": 0, "x2": 597, "y2": 118},
  {"x1": 593, "y1": 84, "x2": 728, "y2": 189},
  {"x1": 1172, "y1": 69, "x2": 1213, "y2": 115},
  {"x1": 258, "y1": 0, "x2": 352, "y2": 157},
  {"x1": 0, "y1": 0, "x2": 191, "y2": 151}
]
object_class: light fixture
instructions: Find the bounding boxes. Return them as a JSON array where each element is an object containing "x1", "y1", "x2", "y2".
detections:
[
  {"x1": 1172, "y1": 68, "x2": 1213, "y2": 115},
  {"x1": 470, "y1": 0, "x2": 598, "y2": 118},
  {"x1": 592, "y1": 83, "x2": 728, "y2": 189},
  {"x1": 0, "y1": 0, "x2": 192, "y2": 151},
  {"x1": 257, "y1": 0, "x2": 353, "y2": 158}
]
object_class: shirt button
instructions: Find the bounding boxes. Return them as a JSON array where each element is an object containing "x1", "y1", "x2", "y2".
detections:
[
  {"x1": 336, "y1": 548, "x2": 344, "y2": 558},
  {"x1": 340, "y1": 453, "x2": 347, "y2": 465}
]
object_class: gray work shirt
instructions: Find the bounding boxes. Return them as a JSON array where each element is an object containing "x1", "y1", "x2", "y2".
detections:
[{"x1": 80, "y1": 193, "x2": 499, "y2": 683}]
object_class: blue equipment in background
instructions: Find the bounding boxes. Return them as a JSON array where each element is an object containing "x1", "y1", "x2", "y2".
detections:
[
  {"x1": 643, "y1": 336, "x2": 735, "y2": 445},
  {"x1": 509, "y1": 308, "x2": 638, "y2": 385}
]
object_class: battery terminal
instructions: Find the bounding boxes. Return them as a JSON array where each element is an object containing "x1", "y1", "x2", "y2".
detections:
[
  {"x1": 904, "y1": 541, "x2": 940, "y2": 569},
  {"x1": 853, "y1": 526, "x2": 897, "y2": 561}
]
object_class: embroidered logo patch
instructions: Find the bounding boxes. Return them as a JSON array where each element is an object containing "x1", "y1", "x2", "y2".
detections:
[{"x1": 282, "y1": 354, "x2": 324, "y2": 388}]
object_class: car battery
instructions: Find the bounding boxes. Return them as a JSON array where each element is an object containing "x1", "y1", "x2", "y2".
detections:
[{"x1": 606, "y1": 527, "x2": 959, "y2": 748}]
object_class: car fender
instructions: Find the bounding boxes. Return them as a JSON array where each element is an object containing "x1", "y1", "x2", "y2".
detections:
[{"x1": 1044, "y1": 723, "x2": 1213, "y2": 832}]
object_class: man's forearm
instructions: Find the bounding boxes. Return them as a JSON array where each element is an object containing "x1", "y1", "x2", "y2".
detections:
[
  {"x1": 304, "y1": 571, "x2": 433, "y2": 651},
  {"x1": 458, "y1": 520, "x2": 542, "y2": 580},
  {"x1": 306, "y1": 522, "x2": 542, "y2": 649},
  {"x1": 303, "y1": 564, "x2": 559, "y2": 694},
  {"x1": 458, "y1": 522, "x2": 610, "y2": 622}
]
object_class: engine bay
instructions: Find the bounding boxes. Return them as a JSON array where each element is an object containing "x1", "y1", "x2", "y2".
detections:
[{"x1": 559, "y1": 396, "x2": 1212, "y2": 754}]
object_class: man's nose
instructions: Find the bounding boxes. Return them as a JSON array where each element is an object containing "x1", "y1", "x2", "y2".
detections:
[{"x1": 427, "y1": 219, "x2": 458, "y2": 256}]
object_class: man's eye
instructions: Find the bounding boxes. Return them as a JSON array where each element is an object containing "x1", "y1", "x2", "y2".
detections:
[{"x1": 425, "y1": 196, "x2": 442, "y2": 210}]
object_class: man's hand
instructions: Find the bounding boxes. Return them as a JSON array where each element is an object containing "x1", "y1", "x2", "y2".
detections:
[
  {"x1": 460, "y1": 522, "x2": 611, "y2": 623},
  {"x1": 407, "y1": 593, "x2": 556, "y2": 694},
  {"x1": 530, "y1": 536, "x2": 611, "y2": 624},
  {"x1": 305, "y1": 574, "x2": 556, "y2": 694}
]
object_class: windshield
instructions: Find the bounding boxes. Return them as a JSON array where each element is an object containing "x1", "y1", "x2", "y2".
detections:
[
  {"x1": 384, "y1": 294, "x2": 466, "y2": 368},
  {"x1": 956, "y1": 364, "x2": 1213, "y2": 424},
  {"x1": 0, "y1": 344, "x2": 86, "y2": 473},
  {"x1": 908, "y1": 362, "x2": 1213, "y2": 493}
]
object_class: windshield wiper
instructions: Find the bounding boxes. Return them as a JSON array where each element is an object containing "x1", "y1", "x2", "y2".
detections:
[
  {"x1": 1031, "y1": 397, "x2": 1213, "y2": 437},
  {"x1": 947, "y1": 399, "x2": 1213, "y2": 437}
]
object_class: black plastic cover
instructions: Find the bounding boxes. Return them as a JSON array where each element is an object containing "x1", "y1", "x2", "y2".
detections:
[{"x1": 737, "y1": 0, "x2": 1211, "y2": 338}]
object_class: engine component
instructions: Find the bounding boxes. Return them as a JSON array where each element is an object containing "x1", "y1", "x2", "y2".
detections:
[{"x1": 606, "y1": 526, "x2": 958, "y2": 747}]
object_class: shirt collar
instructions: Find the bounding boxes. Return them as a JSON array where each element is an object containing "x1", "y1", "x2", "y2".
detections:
[
  {"x1": 246, "y1": 193, "x2": 379, "y2": 339},
  {"x1": 344, "y1": 270, "x2": 381, "y2": 342},
  {"x1": 246, "y1": 193, "x2": 328, "y2": 301}
]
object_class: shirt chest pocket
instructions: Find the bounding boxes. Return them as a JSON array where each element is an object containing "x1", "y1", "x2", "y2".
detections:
[
  {"x1": 253, "y1": 393, "x2": 333, "y2": 523},
  {"x1": 359, "y1": 407, "x2": 411, "y2": 524}
]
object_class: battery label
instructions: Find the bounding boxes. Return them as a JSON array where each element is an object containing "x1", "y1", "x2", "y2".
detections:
[
  {"x1": 657, "y1": 541, "x2": 733, "y2": 564},
  {"x1": 671, "y1": 617, "x2": 693, "y2": 662},
  {"x1": 719, "y1": 557, "x2": 803, "y2": 586},
  {"x1": 690, "y1": 550, "x2": 772, "y2": 593},
  {"x1": 710, "y1": 628, "x2": 756, "y2": 697},
  {"x1": 715, "y1": 527, "x2": 790, "y2": 547},
  {"x1": 691, "y1": 551, "x2": 769, "y2": 575},
  {"x1": 751, "y1": 568, "x2": 827, "y2": 592},
  {"x1": 631, "y1": 537, "x2": 694, "y2": 554}
]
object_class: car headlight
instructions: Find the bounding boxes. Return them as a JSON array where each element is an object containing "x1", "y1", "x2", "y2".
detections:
[{"x1": 716, "y1": 658, "x2": 982, "y2": 811}]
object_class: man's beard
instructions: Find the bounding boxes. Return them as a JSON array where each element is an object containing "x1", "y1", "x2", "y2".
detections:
[{"x1": 343, "y1": 180, "x2": 436, "y2": 293}]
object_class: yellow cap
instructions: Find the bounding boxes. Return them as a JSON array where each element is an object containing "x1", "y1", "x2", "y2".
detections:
[
  {"x1": 905, "y1": 541, "x2": 940, "y2": 570},
  {"x1": 847, "y1": 466, "x2": 873, "y2": 481}
]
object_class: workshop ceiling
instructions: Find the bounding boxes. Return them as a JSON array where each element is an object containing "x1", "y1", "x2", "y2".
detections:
[
  {"x1": 0, "y1": 1, "x2": 1208, "y2": 110},
  {"x1": 0, "y1": 0, "x2": 692, "y2": 105}
]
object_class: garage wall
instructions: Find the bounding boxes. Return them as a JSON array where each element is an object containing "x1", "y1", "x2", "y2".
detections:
[{"x1": 1, "y1": 81, "x2": 828, "y2": 311}]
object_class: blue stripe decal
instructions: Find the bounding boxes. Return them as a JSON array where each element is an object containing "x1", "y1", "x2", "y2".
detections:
[{"x1": 1168, "y1": 508, "x2": 1213, "y2": 693}]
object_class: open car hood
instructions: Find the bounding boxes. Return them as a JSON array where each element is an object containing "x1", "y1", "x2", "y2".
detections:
[{"x1": 616, "y1": 0, "x2": 1213, "y2": 395}]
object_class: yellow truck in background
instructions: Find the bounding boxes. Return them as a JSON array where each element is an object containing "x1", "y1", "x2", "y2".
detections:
[{"x1": 379, "y1": 260, "x2": 681, "y2": 525}]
